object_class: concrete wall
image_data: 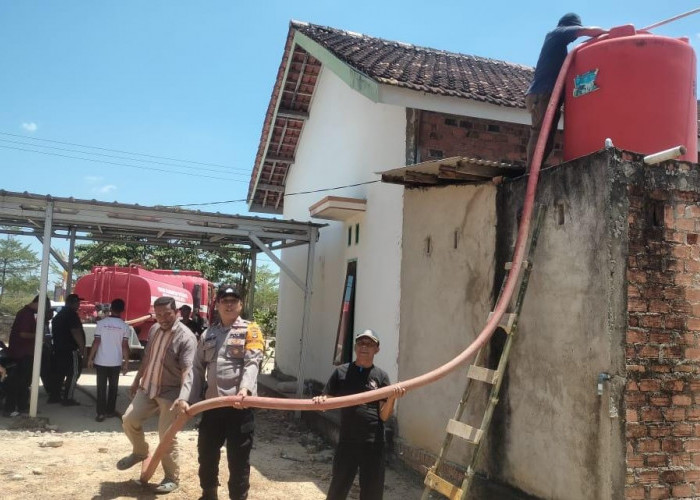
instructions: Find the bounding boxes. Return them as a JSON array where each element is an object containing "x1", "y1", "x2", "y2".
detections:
[
  {"x1": 489, "y1": 151, "x2": 626, "y2": 499},
  {"x1": 396, "y1": 151, "x2": 627, "y2": 499},
  {"x1": 276, "y1": 67, "x2": 405, "y2": 385},
  {"x1": 397, "y1": 183, "x2": 496, "y2": 462}
]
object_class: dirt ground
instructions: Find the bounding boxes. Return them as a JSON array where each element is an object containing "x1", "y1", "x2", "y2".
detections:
[{"x1": 0, "y1": 366, "x2": 424, "y2": 500}]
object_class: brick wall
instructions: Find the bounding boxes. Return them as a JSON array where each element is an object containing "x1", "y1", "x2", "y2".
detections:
[
  {"x1": 625, "y1": 176, "x2": 700, "y2": 499},
  {"x1": 416, "y1": 110, "x2": 563, "y2": 166}
]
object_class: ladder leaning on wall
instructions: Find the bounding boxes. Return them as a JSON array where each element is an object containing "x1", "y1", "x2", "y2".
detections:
[{"x1": 421, "y1": 205, "x2": 545, "y2": 500}]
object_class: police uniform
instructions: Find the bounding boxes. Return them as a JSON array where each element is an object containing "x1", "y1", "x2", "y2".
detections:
[{"x1": 179, "y1": 317, "x2": 264, "y2": 500}]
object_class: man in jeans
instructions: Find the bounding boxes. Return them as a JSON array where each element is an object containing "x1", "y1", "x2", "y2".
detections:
[
  {"x1": 117, "y1": 296, "x2": 196, "y2": 495},
  {"x1": 525, "y1": 13, "x2": 607, "y2": 170},
  {"x1": 87, "y1": 298, "x2": 130, "y2": 422}
]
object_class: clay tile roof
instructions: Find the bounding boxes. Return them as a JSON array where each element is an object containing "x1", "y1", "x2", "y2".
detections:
[{"x1": 292, "y1": 21, "x2": 533, "y2": 108}]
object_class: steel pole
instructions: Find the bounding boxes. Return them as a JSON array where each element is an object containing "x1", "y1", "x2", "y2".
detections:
[{"x1": 29, "y1": 202, "x2": 53, "y2": 418}]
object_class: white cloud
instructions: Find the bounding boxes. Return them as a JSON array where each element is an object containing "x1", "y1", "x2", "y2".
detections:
[
  {"x1": 84, "y1": 175, "x2": 103, "y2": 183},
  {"x1": 21, "y1": 122, "x2": 37, "y2": 132},
  {"x1": 84, "y1": 176, "x2": 116, "y2": 194},
  {"x1": 97, "y1": 184, "x2": 117, "y2": 194}
]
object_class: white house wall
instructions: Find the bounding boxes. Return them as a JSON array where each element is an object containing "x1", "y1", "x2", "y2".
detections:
[{"x1": 276, "y1": 67, "x2": 406, "y2": 385}]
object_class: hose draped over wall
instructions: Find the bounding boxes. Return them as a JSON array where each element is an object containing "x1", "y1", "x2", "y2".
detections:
[{"x1": 139, "y1": 47, "x2": 579, "y2": 483}]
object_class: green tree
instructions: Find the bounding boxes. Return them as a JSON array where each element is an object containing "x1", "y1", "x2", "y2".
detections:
[
  {"x1": 0, "y1": 235, "x2": 41, "y2": 314},
  {"x1": 252, "y1": 265, "x2": 278, "y2": 337}
]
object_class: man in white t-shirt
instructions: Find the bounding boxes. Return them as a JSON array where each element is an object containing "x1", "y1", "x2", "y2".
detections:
[{"x1": 87, "y1": 298, "x2": 130, "y2": 422}]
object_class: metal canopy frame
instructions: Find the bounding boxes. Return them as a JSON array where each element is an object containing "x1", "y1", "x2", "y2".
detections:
[{"x1": 0, "y1": 190, "x2": 324, "y2": 417}]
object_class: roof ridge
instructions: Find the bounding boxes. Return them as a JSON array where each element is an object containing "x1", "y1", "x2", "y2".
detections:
[{"x1": 290, "y1": 20, "x2": 533, "y2": 71}]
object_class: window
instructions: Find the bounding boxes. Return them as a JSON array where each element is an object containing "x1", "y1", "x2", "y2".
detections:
[
  {"x1": 355, "y1": 223, "x2": 360, "y2": 244},
  {"x1": 347, "y1": 226, "x2": 352, "y2": 246}
]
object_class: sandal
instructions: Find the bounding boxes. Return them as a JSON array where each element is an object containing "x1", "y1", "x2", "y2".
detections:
[
  {"x1": 153, "y1": 479, "x2": 179, "y2": 494},
  {"x1": 95, "y1": 414, "x2": 105, "y2": 422},
  {"x1": 116, "y1": 453, "x2": 147, "y2": 470}
]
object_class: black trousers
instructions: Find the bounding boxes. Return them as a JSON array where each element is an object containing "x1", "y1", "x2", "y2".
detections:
[
  {"x1": 327, "y1": 441, "x2": 385, "y2": 500},
  {"x1": 52, "y1": 349, "x2": 81, "y2": 401},
  {"x1": 198, "y1": 407, "x2": 254, "y2": 500},
  {"x1": 95, "y1": 365, "x2": 120, "y2": 415},
  {"x1": 4, "y1": 355, "x2": 33, "y2": 413}
]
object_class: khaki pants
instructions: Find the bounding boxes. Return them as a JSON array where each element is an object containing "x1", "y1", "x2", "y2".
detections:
[
  {"x1": 122, "y1": 390, "x2": 179, "y2": 481},
  {"x1": 525, "y1": 93, "x2": 561, "y2": 172}
]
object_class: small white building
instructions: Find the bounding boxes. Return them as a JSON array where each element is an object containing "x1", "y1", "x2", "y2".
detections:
[{"x1": 246, "y1": 21, "x2": 536, "y2": 388}]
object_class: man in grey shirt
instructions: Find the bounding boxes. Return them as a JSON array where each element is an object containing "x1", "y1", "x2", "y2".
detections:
[
  {"x1": 175, "y1": 285, "x2": 264, "y2": 500},
  {"x1": 116, "y1": 296, "x2": 197, "y2": 495}
]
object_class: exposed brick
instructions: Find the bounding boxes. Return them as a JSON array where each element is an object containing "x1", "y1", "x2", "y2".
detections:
[
  {"x1": 660, "y1": 469, "x2": 684, "y2": 483},
  {"x1": 671, "y1": 484, "x2": 693, "y2": 497},
  {"x1": 650, "y1": 331, "x2": 672, "y2": 343},
  {"x1": 627, "y1": 423, "x2": 649, "y2": 438},
  {"x1": 672, "y1": 423, "x2": 693, "y2": 437},
  {"x1": 651, "y1": 424, "x2": 674, "y2": 437},
  {"x1": 627, "y1": 329, "x2": 648, "y2": 343},
  {"x1": 627, "y1": 409, "x2": 639, "y2": 423},
  {"x1": 625, "y1": 485, "x2": 645, "y2": 499},
  {"x1": 671, "y1": 453, "x2": 692, "y2": 466},
  {"x1": 672, "y1": 395, "x2": 692, "y2": 406},
  {"x1": 640, "y1": 380, "x2": 662, "y2": 394},
  {"x1": 642, "y1": 408, "x2": 663, "y2": 422},
  {"x1": 664, "y1": 408, "x2": 686, "y2": 421},
  {"x1": 662, "y1": 380, "x2": 685, "y2": 392},
  {"x1": 646, "y1": 453, "x2": 669, "y2": 467},
  {"x1": 639, "y1": 345, "x2": 660, "y2": 359},
  {"x1": 684, "y1": 347, "x2": 700, "y2": 360},
  {"x1": 650, "y1": 395, "x2": 672, "y2": 407},
  {"x1": 640, "y1": 315, "x2": 663, "y2": 328},
  {"x1": 662, "y1": 345, "x2": 683, "y2": 359},
  {"x1": 664, "y1": 315, "x2": 685, "y2": 330},
  {"x1": 627, "y1": 364, "x2": 647, "y2": 374},
  {"x1": 640, "y1": 439, "x2": 662, "y2": 452},
  {"x1": 662, "y1": 438, "x2": 684, "y2": 453},
  {"x1": 685, "y1": 439, "x2": 700, "y2": 451}
]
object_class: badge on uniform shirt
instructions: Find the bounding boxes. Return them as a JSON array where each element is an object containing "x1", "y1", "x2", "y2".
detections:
[
  {"x1": 368, "y1": 379, "x2": 379, "y2": 390},
  {"x1": 226, "y1": 336, "x2": 245, "y2": 359}
]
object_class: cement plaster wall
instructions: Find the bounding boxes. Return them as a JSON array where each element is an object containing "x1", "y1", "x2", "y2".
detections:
[
  {"x1": 396, "y1": 151, "x2": 626, "y2": 499},
  {"x1": 397, "y1": 183, "x2": 496, "y2": 462},
  {"x1": 489, "y1": 151, "x2": 626, "y2": 499}
]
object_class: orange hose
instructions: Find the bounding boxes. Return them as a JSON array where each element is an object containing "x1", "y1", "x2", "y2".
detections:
[{"x1": 140, "y1": 47, "x2": 581, "y2": 484}]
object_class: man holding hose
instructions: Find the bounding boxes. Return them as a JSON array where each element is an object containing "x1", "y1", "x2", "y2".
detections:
[
  {"x1": 313, "y1": 329, "x2": 405, "y2": 500},
  {"x1": 174, "y1": 285, "x2": 264, "y2": 500}
]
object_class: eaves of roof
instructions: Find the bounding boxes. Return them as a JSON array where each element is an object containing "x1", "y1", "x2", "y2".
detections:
[{"x1": 246, "y1": 21, "x2": 534, "y2": 214}]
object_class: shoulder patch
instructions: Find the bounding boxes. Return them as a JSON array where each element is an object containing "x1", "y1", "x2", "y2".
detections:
[{"x1": 245, "y1": 322, "x2": 264, "y2": 351}]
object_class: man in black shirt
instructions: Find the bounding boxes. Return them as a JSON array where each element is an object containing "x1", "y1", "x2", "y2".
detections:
[
  {"x1": 313, "y1": 329, "x2": 405, "y2": 500},
  {"x1": 178, "y1": 305, "x2": 204, "y2": 339},
  {"x1": 49, "y1": 294, "x2": 86, "y2": 405},
  {"x1": 525, "y1": 13, "x2": 607, "y2": 170}
]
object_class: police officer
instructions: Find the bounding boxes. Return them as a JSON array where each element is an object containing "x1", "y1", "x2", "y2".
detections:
[{"x1": 174, "y1": 285, "x2": 264, "y2": 500}]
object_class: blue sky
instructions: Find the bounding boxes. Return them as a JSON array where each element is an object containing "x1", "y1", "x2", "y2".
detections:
[
  {"x1": 0, "y1": 1, "x2": 697, "y2": 211},
  {"x1": 0, "y1": 1, "x2": 698, "y2": 265}
]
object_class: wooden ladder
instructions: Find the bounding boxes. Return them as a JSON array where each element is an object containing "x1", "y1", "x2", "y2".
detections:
[{"x1": 421, "y1": 206, "x2": 545, "y2": 500}]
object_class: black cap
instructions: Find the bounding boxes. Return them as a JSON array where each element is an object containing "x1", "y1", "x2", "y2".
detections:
[
  {"x1": 558, "y1": 13, "x2": 582, "y2": 27},
  {"x1": 66, "y1": 293, "x2": 84, "y2": 305},
  {"x1": 216, "y1": 284, "x2": 241, "y2": 300}
]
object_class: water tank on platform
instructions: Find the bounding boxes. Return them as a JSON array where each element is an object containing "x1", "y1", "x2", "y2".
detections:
[{"x1": 563, "y1": 25, "x2": 697, "y2": 162}]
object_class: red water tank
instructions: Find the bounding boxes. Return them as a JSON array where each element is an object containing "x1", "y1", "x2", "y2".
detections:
[{"x1": 563, "y1": 25, "x2": 697, "y2": 162}]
